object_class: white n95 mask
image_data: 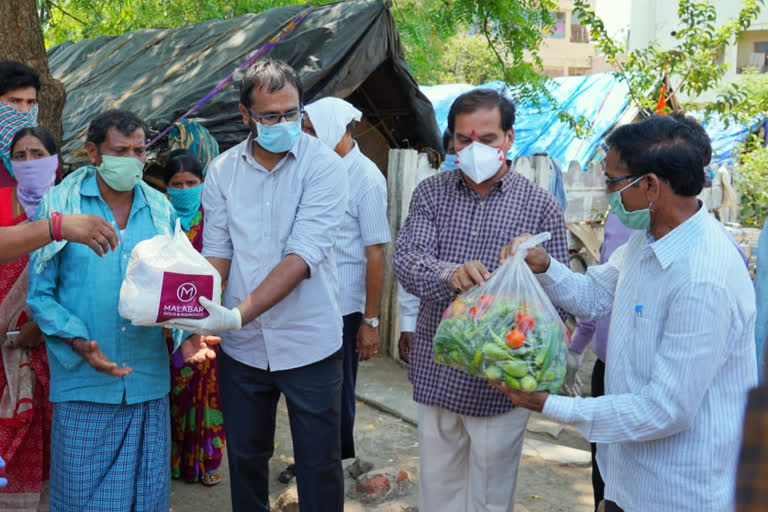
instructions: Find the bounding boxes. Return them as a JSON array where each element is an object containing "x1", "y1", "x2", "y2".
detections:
[{"x1": 457, "y1": 142, "x2": 506, "y2": 184}]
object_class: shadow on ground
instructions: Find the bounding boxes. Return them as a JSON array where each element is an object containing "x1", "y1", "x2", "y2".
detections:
[{"x1": 171, "y1": 351, "x2": 598, "y2": 511}]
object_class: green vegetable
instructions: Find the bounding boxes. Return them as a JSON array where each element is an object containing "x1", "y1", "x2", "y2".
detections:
[
  {"x1": 520, "y1": 375, "x2": 537, "y2": 392},
  {"x1": 541, "y1": 369, "x2": 560, "y2": 381},
  {"x1": 504, "y1": 375, "x2": 521, "y2": 389},
  {"x1": 534, "y1": 330, "x2": 550, "y2": 366},
  {"x1": 535, "y1": 325, "x2": 559, "y2": 379},
  {"x1": 481, "y1": 343, "x2": 511, "y2": 361},
  {"x1": 488, "y1": 328, "x2": 508, "y2": 349},
  {"x1": 497, "y1": 360, "x2": 528, "y2": 378},
  {"x1": 485, "y1": 365, "x2": 503, "y2": 382}
]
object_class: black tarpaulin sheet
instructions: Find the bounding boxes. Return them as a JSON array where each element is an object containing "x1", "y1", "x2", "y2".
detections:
[{"x1": 47, "y1": 0, "x2": 440, "y2": 162}]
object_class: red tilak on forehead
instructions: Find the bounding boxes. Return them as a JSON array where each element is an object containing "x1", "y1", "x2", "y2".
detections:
[{"x1": 470, "y1": 129, "x2": 477, "y2": 137}]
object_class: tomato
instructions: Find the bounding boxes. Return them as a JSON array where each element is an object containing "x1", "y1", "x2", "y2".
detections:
[
  {"x1": 506, "y1": 329, "x2": 526, "y2": 349},
  {"x1": 468, "y1": 306, "x2": 484, "y2": 320},
  {"x1": 477, "y1": 294, "x2": 494, "y2": 308},
  {"x1": 452, "y1": 301, "x2": 467, "y2": 316},
  {"x1": 516, "y1": 311, "x2": 535, "y2": 334}
]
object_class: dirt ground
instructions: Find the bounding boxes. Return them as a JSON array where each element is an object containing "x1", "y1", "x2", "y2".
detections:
[{"x1": 170, "y1": 369, "x2": 597, "y2": 512}]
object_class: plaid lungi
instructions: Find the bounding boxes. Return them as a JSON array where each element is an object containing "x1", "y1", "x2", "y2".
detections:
[
  {"x1": 736, "y1": 384, "x2": 768, "y2": 511},
  {"x1": 50, "y1": 397, "x2": 170, "y2": 512}
]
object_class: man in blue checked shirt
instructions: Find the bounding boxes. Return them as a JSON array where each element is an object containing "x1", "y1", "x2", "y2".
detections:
[{"x1": 27, "y1": 110, "x2": 219, "y2": 512}]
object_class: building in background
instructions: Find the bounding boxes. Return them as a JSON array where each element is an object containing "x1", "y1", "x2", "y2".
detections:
[
  {"x1": 629, "y1": 0, "x2": 768, "y2": 97},
  {"x1": 536, "y1": 0, "x2": 630, "y2": 77}
]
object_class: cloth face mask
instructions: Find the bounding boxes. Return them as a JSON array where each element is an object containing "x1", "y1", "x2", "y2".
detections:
[
  {"x1": 167, "y1": 184, "x2": 203, "y2": 231},
  {"x1": 12, "y1": 153, "x2": 58, "y2": 219},
  {"x1": 97, "y1": 155, "x2": 144, "y2": 192},
  {"x1": 0, "y1": 102, "x2": 39, "y2": 176}
]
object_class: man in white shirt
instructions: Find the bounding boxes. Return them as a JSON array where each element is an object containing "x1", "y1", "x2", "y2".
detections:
[
  {"x1": 301, "y1": 97, "x2": 391, "y2": 462},
  {"x1": 396, "y1": 130, "x2": 455, "y2": 363},
  {"x1": 174, "y1": 59, "x2": 349, "y2": 512},
  {"x1": 496, "y1": 115, "x2": 757, "y2": 511}
]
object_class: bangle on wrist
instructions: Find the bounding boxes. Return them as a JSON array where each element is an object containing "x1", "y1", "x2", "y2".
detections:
[
  {"x1": 51, "y1": 212, "x2": 63, "y2": 242},
  {"x1": 48, "y1": 217, "x2": 54, "y2": 241}
]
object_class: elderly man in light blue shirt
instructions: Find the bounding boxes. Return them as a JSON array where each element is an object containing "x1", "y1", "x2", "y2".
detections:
[
  {"x1": 171, "y1": 59, "x2": 348, "y2": 512},
  {"x1": 302, "y1": 97, "x2": 391, "y2": 463},
  {"x1": 496, "y1": 115, "x2": 756, "y2": 512}
]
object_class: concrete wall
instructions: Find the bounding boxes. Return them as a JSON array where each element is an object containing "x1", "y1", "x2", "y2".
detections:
[
  {"x1": 736, "y1": 29, "x2": 768, "y2": 71},
  {"x1": 381, "y1": 149, "x2": 436, "y2": 358}
]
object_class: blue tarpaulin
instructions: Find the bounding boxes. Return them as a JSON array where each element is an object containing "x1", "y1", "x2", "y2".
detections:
[
  {"x1": 420, "y1": 74, "x2": 765, "y2": 176},
  {"x1": 420, "y1": 73, "x2": 631, "y2": 171},
  {"x1": 699, "y1": 114, "x2": 765, "y2": 167}
]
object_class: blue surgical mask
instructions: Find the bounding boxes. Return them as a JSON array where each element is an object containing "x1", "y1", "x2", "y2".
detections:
[
  {"x1": 253, "y1": 119, "x2": 301, "y2": 153},
  {"x1": 167, "y1": 184, "x2": 203, "y2": 231},
  {"x1": 442, "y1": 154, "x2": 459, "y2": 171},
  {"x1": 606, "y1": 175, "x2": 651, "y2": 231}
]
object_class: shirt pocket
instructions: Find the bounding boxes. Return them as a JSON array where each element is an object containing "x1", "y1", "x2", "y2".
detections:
[{"x1": 631, "y1": 315, "x2": 656, "y2": 381}]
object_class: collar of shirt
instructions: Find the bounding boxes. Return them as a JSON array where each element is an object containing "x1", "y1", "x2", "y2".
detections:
[
  {"x1": 452, "y1": 162, "x2": 517, "y2": 195},
  {"x1": 80, "y1": 172, "x2": 149, "y2": 216},
  {"x1": 241, "y1": 132, "x2": 299, "y2": 173},
  {"x1": 342, "y1": 140, "x2": 361, "y2": 162},
  {"x1": 648, "y1": 203, "x2": 707, "y2": 270}
]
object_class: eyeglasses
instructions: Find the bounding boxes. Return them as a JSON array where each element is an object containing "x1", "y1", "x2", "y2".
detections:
[
  {"x1": 248, "y1": 108, "x2": 303, "y2": 126},
  {"x1": 605, "y1": 174, "x2": 646, "y2": 189}
]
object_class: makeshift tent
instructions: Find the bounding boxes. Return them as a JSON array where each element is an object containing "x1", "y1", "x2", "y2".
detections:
[
  {"x1": 420, "y1": 73, "x2": 631, "y2": 171},
  {"x1": 46, "y1": 0, "x2": 441, "y2": 176},
  {"x1": 699, "y1": 114, "x2": 767, "y2": 167}
]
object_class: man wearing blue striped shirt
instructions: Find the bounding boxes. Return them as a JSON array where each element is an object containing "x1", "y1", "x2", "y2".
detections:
[
  {"x1": 497, "y1": 115, "x2": 757, "y2": 511},
  {"x1": 303, "y1": 97, "x2": 391, "y2": 461}
]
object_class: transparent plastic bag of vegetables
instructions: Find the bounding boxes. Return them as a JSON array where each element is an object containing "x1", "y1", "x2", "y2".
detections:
[{"x1": 433, "y1": 232, "x2": 569, "y2": 393}]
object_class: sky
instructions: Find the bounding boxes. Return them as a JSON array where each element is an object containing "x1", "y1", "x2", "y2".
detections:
[{"x1": 595, "y1": 0, "x2": 632, "y2": 43}]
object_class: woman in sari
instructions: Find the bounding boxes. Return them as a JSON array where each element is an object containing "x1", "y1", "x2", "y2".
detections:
[
  {"x1": 164, "y1": 149, "x2": 226, "y2": 486},
  {"x1": 0, "y1": 127, "x2": 59, "y2": 510}
]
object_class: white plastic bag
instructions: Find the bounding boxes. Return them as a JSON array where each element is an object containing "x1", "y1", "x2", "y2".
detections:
[
  {"x1": 119, "y1": 220, "x2": 222, "y2": 327},
  {"x1": 433, "y1": 232, "x2": 569, "y2": 393}
]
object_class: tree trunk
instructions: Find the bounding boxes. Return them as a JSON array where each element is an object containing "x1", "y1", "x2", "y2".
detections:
[{"x1": 0, "y1": 0, "x2": 66, "y2": 143}]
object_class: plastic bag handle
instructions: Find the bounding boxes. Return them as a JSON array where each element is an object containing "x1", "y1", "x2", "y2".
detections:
[
  {"x1": 174, "y1": 218, "x2": 184, "y2": 238},
  {"x1": 512, "y1": 232, "x2": 552, "y2": 265}
]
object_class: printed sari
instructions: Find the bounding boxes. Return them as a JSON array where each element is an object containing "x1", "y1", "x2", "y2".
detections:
[
  {"x1": 165, "y1": 208, "x2": 226, "y2": 483},
  {"x1": 0, "y1": 185, "x2": 51, "y2": 510}
]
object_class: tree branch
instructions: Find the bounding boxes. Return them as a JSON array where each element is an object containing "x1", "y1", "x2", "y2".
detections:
[
  {"x1": 480, "y1": 17, "x2": 507, "y2": 76},
  {"x1": 45, "y1": 0, "x2": 86, "y2": 25}
]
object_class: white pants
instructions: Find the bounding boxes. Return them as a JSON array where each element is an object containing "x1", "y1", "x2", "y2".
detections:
[{"x1": 418, "y1": 404, "x2": 530, "y2": 512}]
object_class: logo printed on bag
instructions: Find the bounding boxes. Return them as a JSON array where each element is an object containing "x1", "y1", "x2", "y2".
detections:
[
  {"x1": 176, "y1": 283, "x2": 198, "y2": 302},
  {"x1": 156, "y1": 272, "x2": 214, "y2": 322}
]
